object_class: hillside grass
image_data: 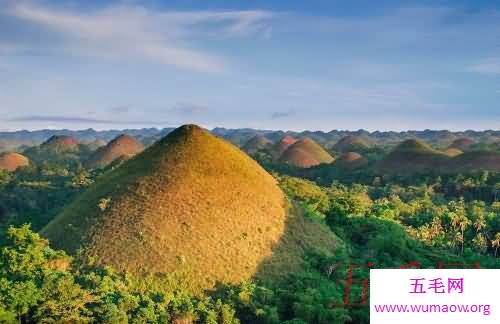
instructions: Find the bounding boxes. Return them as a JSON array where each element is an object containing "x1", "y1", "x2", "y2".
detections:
[{"x1": 42, "y1": 125, "x2": 289, "y2": 293}]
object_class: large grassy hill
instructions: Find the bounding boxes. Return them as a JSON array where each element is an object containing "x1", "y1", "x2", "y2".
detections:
[{"x1": 41, "y1": 124, "x2": 289, "y2": 292}]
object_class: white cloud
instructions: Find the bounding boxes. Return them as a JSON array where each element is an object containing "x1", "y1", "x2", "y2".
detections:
[
  {"x1": 467, "y1": 58, "x2": 500, "y2": 75},
  {"x1": 4, "y1": 3, "x2": 273, "y2": 72}
]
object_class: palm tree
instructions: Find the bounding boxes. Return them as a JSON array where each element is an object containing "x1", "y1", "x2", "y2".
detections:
[
  {"x1": 450, "y1": 212, "x2": 470, "y2": 256},
  {"x1": 492, "y1": 233, "x2": 500, "y2": 257}
]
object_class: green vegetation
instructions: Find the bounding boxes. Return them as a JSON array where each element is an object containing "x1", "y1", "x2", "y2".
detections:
[{"x1": 0, "y1": 125, "x2": 499, "y2": 323}]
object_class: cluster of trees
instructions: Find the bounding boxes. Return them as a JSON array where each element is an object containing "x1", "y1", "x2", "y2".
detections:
[{"x1": 1, "y1": 155, "x2": 499, "y2": 323}]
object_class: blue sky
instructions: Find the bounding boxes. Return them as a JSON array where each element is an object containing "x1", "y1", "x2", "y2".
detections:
[{"x1": 0, "y1": 0, "x2": 499, "y2": 131}]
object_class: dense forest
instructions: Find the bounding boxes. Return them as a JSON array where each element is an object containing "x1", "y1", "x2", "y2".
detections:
[{"x1": 0, "y1": 128, "x2": 499, "y2": 323}]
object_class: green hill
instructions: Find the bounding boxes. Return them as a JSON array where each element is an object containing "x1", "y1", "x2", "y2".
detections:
[
  {"x1": 449, "y1": 138, "x2": 475, "y2": 151},
  {"x1": 41, "y1": 124, "x2": 288, "y2": 292},
  {"x1": 333, "y1": 135, "x2": 370, "y2": 153},
  {"x1": 241, "y1": 134, "x2": 272, "y2": 154},
  {"x1": 377, "y1": 139, "x2": 449, "y2": 174},
  {"x1": 447, "y1": 150, "x2": 500, "y2": 172}
]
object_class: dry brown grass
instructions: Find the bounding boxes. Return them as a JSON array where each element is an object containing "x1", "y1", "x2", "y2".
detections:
[
  {"x1": 41, "y1": 124, "x2": 288, "y2": 292},
  {"x1": 85, "y1": 134, "x2": 144, "y2": 168},
  {"x1": 443, "y1": 147, "x2": 463, "y2": 157},
  {"x1": 0, "y1": 152, "x2": 29, "y2": 171},
  {"x1": 335, "y1": 151, "x2": 368, "y2": 169},
  {"x1": 279, "y1": 138, "x2": 334, "y2": 168}
]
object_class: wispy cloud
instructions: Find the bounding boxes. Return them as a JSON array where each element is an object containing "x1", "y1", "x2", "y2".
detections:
[
  {"x1": 271, "y1": 109, "x2": 296, "y2": 119},
  {"x1": 467, "y1": 58, "x2": 500, "y2": 75},
  {"x1": 4, "y1": 2, "x2": 273, "y2": 72},
  {"x1": 169, "y1": 102, "x2": 209, "y2": 115},
  {"x1": 9, "y1": 115, "x2": 169, "y2": 125}
]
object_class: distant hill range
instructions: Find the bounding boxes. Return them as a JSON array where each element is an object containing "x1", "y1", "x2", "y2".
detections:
[{"x1": 1, "y1": 128, "x2": 499, "y2": 153}]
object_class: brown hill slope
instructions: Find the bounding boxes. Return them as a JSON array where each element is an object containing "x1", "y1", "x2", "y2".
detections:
[
  {"x1": 271, "y1": 135, "x2": 298, "y2": 159},
  {"x1": 279, "y1": 138, "x2": 334, "y2": 168},
  {"x1": 335, "y1": 152, "x2": 368, "y2": 169},
  {"x1": 85, "y1": 134, "x2": 144, "y2": 168},
  {"x1": 376, "y1": 139, "x2": 449, "y2": 174},
  {"x1": 41, "y1": 125, "x2": 287, "y2": 291},
  {"x1": 0, "y1": 152, "x2": 29, "y2": 171}
]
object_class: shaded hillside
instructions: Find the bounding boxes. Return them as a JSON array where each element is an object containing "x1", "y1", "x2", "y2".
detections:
[
  {"x1": 41, "y1": 124, "x2": 287, "y2": 292},
  {"x1": 85, "y1": 134, "x2": 144, "y2": 169},
  {"x1": 447, "y1": 151, "x2": 500, "y2": 173},
  {"x1": 271, "y1": 135, "x2": 298, "y2": 159},
  {"x1": 450, "y1": 138, "x2": 475, "y2": 151},
  {"x1": 241, "y1": 134, "x2": 272, "y2": 154},
  {"x1": 279, "y1": 138, "x2": 335, "y2": 168},
  {"x1": 376, "y1": 139, "x2": 449, "y2": 175},
  {"x1": 41, "y1": 135, "x2": 79, "y2": 152},
  {"x1": 333, "y1": 135, "x2": 370, "y2": 153},
  {"x1": 335, "y1": 152, "x2": 368, "y2": 169},
  {"x1": 24, "y1": 135, "x2": 85, "y2": 163},
  {"x1": 0, "y1": 152, "x2": 29, "y2": 172}
]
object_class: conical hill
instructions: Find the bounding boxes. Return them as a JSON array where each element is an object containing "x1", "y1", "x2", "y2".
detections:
[{"x1": 41, "y1": 124, "x2": 287, "y2": 291}]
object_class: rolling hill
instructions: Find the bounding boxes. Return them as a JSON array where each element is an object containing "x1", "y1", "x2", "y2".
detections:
[
  {"x1": 85, "y1": 134, "x2": 144, "y2": 169},
  {"x1": 335, "y1": 152, "x2": 368, "y2": 169},
  {"x1": 449, "y1": 138, "x2": 475, "y2": 151},
  {"x1": 333, "y1": 135, "x2": 370, "y2": 153},
  {"x1": 241, "y1": 134, "x2": 273, "y2": 154},
  {"x1": 0, "y1": 152, "x2": 29, "y2": 172},
  {"x1": 271, "y1": 135, "x2": 298, "y2": 159},
  {"x1": 376, "y1": 139, "x2": 449, "y2": 174},
  {"x1": 279, "y1": 138, "x2": 335, "y2": 168},
  {"x1": 41, "y1": 124, "x2": 288, "y2": 292}
]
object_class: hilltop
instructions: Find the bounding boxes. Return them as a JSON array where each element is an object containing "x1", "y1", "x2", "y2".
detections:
[
  {"x1": 41, "y1": 124, "x2": 288, "y2": 292},
  {"x1": 271, "y1": 135, "x2": 298, "y2": 159},
  {"x1": 449, "y1": 138, "x2": 475, "y2": 151},
  {"x1": 333, "y1": 135, "x2": 370, "y2": 153},
  {"x1": 335, "y1": 152, "x2": 368, "y2": 169},
  {"x1": 85, "y1": 134, "x2": 144, "y2": 169},
  {"x1": 447, "y1": 151, "x2": 500, "y2": 173},
  {"x1": 376, "y1": 139, "x2": 449, "y2": 174},
  {"x1": 0, "y1": 152, "x2": 29, "y2": 172},
  {"x1": 241, "y1": 134, "x2": 273, "y2": 154},
  {"x1": 279, "y1": 138, "x2": 334, "y2": 168},
  {"x1": 42, "y1": 135, "x2": 79, "y2": 151}
]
